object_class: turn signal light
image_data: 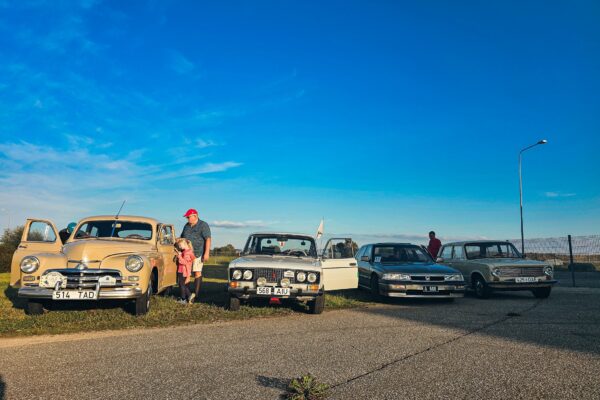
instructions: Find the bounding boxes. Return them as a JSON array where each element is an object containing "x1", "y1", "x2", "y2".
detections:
[
  {"x1": 230, "y1": 281, "x2": 239, "y2": 288},
  {"x1": 23, "y1": 276, "x2": 36, "y2": 282},
  {"x1": 309, "y1": 285, "x2": 319, "y2": 292}
]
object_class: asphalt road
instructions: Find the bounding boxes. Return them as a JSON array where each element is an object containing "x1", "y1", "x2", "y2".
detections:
[{"x1": 1, "y1": 287, "x2": 599, "y2": 400}]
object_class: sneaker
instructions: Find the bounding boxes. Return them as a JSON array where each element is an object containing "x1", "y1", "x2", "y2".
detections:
[
  {"x1": 188, "y1": 293, "x2": 196, "y2": 304},
  {"x1": 177, "y1": 298, "x2": 187, "y2": 304}
]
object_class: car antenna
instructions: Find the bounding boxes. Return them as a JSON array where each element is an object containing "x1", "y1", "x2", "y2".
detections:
[{"x1": 110, "y1": 200, "x2": 126, "y2": 238}]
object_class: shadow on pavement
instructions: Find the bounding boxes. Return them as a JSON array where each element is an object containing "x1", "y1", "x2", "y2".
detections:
[{"x1": 0, "y1": 374, "x2": 6, "y2": 400}]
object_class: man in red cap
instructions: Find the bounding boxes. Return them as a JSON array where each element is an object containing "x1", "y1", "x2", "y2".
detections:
[{"x1": 181, "y1": 208, "x2": 211, "y2": 302}]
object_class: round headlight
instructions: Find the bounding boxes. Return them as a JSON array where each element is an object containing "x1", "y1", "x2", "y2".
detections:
[
  {"x1": 232, "y1": 269, "x2": 242, "y2": 280},
  {"x1": 544, "y1": 266, "x2": 553, "y2": 276},
  {"x1": 257, "y1": 277, "x2": 267, "y2": 286},
  {"x1": 296, "y1": 271, "x2": 306, "y2": 282},
  {"x1": 280, "y1": 278, "x2": 290, "y2": 287},
  {"x1": 125, "y1": 255, "x2": 144, "y2": 272},
  {"x1": 20, "y1": 256, "x2": 40, "y2": 273},
  {"x1": 491, "y1": 267, "x2": 500, "y2": 277},
  {"x1": 243, "y1": 270, "x2": 253, "y2": 280},
  {"x1": 307, "y1": 272, "x2": 317, "y2": 283}
]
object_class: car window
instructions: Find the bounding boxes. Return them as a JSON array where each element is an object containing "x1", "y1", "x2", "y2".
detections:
[
  {"x1": 160, "y1": 225, "x2": 174, "y2": 245},
  {"x1": 75, "y1": 220, "x2": 153, "y2": 240},
  {"x1": 465, "y1": 243, "x2": 521, "y2": 259},
  {"x1": 355, "y1": 246, "x2": 366, "y2": 260},
  {"x1": 440, "y1": 246, "x2": 453, "y2": 259},
  {"x1": 453, "y1": 246, "x2": 464, "y2": 259},
  {"x1": 323, "y1": 239, "x2": 356, "y2": 259},
  {"x1": 27, "y1": 221, "x2": 57, "y2": 242}
]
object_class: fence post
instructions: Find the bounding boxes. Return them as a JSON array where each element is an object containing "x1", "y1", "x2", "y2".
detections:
[{"x1": 568, "y1": 234, "x2": 575, "y2": 287}]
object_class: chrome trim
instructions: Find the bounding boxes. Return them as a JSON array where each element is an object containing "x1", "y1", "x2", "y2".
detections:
[{"x1": 18, "y1": 286, "x2": 143, "y2": 299}]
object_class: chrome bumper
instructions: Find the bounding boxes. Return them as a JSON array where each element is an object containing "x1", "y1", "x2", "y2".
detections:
[
  {"x1": 18, "y1": 286, "x2": 143, "y2": 300},
  {"x1": 488, "y1": 280, "x2": 557, "y2": 289},
  {"x1": 380, "y1": 283, "x2": 465, "y2": 298}
]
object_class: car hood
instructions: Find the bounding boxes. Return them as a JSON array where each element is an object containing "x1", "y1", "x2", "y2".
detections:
[
  {"x1": 468, "y1": 258, "x2": 548, "y2": 267},
  {"x1": 62, "y1": 239, "x2": 154, "y2": 264},
  {"x1": 379, "y1": 262, "x2": 460, "y2": 275},
  {"x1": 230, "y1": 255, "x2": 320, "y2": 271}
]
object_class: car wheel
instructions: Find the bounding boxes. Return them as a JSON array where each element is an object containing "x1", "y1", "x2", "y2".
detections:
[
  {"x1": 133, "y1": 283, "x2": 151, "y2": 316},
  {"x1": 228, "y1": 295, "x2": 241, "y2": 311},
  {"x1": 308, "y1": 294, "x2": 325, "y2": 314},
  {"x1": 532, "y1": 287, "x2": 552, "y2": 299},
  {"x1": 473, "y1": 276, "x2": 492, "y2": 299},
  {"x1": 370, "y1": 275, "x2": 383, "y2": 301},
  {"x1": 25, "y1": 300, "x2": 45, "y2": 315}
]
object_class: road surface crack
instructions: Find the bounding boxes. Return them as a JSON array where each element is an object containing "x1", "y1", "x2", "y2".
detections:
[{"x1": 330, "y1": 300, "x2": 544, "y2": 389}]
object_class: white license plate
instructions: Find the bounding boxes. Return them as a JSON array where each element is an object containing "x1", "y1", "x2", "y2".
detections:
[
  {"x1": 52, "y1": 290, "x2": 97, "y2": 300},
  {"x1": 256, "y1": 287, "x2": 272, "y2": 295},
  {"x1": 423, "y1": 286, "x2": 438, "y2": 292},
  {"x1": 515, "y1": 277, "x2": 538, "y2": 283},
  {"x1": 273, "y1": 287, "x2": 290, "y2": 296}
]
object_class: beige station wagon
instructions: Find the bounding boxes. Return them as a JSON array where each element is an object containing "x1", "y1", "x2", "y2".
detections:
[{"x1": 10, "y1": 216, "x2": 178, "y2": 315}]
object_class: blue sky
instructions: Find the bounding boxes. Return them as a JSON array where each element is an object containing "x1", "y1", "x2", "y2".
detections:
[{"x1": 0, "y1": 0, "x2": 599, "y2": 247}]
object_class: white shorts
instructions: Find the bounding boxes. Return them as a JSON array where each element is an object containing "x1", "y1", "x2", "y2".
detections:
[{"x1": 192, "y1": 259, "x2": 204, "y2": 273}]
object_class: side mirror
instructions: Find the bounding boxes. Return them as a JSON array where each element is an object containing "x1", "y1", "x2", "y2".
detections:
[
  {"x1": 436, "y1": 257, "x2": 444, "y2": 263},
  {"x1": 360, "y1": 256, "x2": 370, "y2": 262}
]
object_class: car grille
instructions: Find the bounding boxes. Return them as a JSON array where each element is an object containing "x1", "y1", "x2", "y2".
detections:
[
  {"x1": 253, "y1": 268, "x2": 320, "y2": 284},
  {"x1": 499, "y1": 267, "x2": 545, "y2": 277},
  {"x1": 46, "y1": 269, "x2": 123, "y2": 289},
  {"x1": 410, "y1": 275, "x2": 445, "y2": 282}
]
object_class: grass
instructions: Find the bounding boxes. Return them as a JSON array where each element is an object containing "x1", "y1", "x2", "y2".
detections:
[{"x1": 0, "y1": 265, "x2": 372, "y2": 338}]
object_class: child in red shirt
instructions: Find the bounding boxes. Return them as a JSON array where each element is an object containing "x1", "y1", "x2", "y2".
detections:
[{"x1": 175, "y1": 238, "x2": 196, "y2": 303}]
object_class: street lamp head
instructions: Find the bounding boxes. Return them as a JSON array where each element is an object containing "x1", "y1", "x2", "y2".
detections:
[{"x1": 538, "y1": 139, "x2": 548, "y2": 145}]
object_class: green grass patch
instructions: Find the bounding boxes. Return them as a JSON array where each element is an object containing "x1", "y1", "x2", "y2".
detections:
[{"x1": 0, "y1": 267, "x2": 371, "y2": 338}]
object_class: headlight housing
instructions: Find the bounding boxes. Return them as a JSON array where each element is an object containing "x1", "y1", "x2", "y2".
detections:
[
  {"x1": 20, "y1": 256, "x2": 40, "y2": 273},
  {"x1": 280, "y1": 278, "x2": 290, "y2": 287},
  {"x1": 243, "y1": 270, "x2": 253, "y2": 280},
  {"x1": 256, "y1": 277, "x2": 267, "y2": 286},
  {"x1": 307, "y1": 272, "x2": 318, "y2": 283},
  {"x1": 382, "y1": 273, "x2": 411, "y2": 281},
  {"x1": 296, "y1": 271, "x2": 306, "y2": 282},
  {"x1": 232, "y1": 269, "x2": 242, "y2": 280},
  {"x1": 491, "y1": 267, "x2": 501, "y2": 277},
  {"x1": 125, "y1": 255, "x2": 144, "y2": 272},
  {"x1": 544, "y1": 266, "x2": 553, "y2": 276},
  {"x1": 444, "y1": 273, "x2": 464, "y2": 281}
]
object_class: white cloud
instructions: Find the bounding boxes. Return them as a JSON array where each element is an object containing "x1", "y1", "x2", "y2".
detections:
[
  {"x1": 212, "y1": 220, "x2": 269, "y2": 229},
  {"x1": 169, "y1": 50, "x2": 195, "y2": 74},
  {"x1": 545, "y1": 192, "x2": 576, "y2": 198},
  {"x1": 196, "y1": 139, "x2": 219, "y2": 149}
]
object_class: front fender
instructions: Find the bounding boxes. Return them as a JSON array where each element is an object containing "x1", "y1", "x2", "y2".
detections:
[
  {"x1": 100, "y1": 253, "x2": 155, "y2": 290},
  {"x1": 12, "y1": 253, "x2": 68, "y2": 288}
]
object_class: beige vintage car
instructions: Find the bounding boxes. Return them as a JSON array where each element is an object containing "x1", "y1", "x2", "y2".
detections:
[{"x1": 10, "y1": 215, "x2": 178, "y2": 315}]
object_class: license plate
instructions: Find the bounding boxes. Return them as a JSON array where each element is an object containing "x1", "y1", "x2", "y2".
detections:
[
  {"x1": 273, "y1": 287, "x2": 290, "y2": 296},
  {"x1": 423, "y1": 286, "x2": 438, "y2": 293},
  {"x1": 256, "y1": 287, "x2": 272, "y2": 295},
  {"x1": 52, "y1": 290, "x2": 97, "y2": 300},
  {"x1": 515, "y1": 277, "x2": 538, "y2": 283}
]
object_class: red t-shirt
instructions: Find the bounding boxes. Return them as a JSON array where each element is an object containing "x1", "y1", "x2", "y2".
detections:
[{"x1": 428, "y1": 238, "x2": 442, "y2": 258}]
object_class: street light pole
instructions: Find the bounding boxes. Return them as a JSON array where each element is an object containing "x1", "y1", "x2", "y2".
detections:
[{"x1": 519, "y1": 139, "x2": 547, "y2": 257}]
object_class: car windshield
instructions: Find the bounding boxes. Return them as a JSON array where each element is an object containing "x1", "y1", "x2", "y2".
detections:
[
  {"x1": 373, "y1": 245, "x2": 432, "y2": 263},
  {"x1": 244, "y1": 234, "x2": 317, "y2": 258},
  {"x1": 74, "y1": 220, "x2": 153, "y2": 240},
  {"x1": 465, "y1": 242, "x2": 521, "y2": 259}
]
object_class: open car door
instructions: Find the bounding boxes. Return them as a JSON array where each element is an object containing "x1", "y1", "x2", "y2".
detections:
[
  {"x1": 320, "y1": 238, "x2": 358, "y2": 291},
  {"x1": 10, "y1": 219, "x2": 62, "y2": 287}
]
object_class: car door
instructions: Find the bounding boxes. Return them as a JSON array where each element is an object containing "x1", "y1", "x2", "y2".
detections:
[
  {"x1": 356, "y1": 245, "x2": 373, "y2": 287},
  {"x1": 10, "y1": 219, "x2": 62, "y2": 287},
  {"x1": 320, "y1": 238, "x2": 359, "y2": 291},
  {"x1": 156, "y1": 224, "x2": 178, "y2": 290},
  {"x1": 451, "y1": 245, "x2": 471, "y2": 285}
]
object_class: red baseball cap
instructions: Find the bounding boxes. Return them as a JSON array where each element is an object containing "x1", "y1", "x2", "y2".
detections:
[{"x1": 183, "y1": 208, "x2": 198, "y2": 217}]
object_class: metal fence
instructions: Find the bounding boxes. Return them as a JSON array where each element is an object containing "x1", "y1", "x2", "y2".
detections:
[{"x1": 508, "y1": 235, "x2": 600, "y2": 288}]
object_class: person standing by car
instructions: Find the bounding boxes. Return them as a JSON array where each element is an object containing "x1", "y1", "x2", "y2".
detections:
[
  {"x1": 181, "y1": 208, "x2": 211, "y2": 302},
  {"x1": 427, "y1": 231, "x2": 442, "y2": 258}
]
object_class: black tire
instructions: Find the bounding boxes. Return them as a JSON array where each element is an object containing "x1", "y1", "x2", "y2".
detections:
[
  {"x1": 308, "y1": 294, "x2": 325, "y2": 314},
  {"x1": 370, "y1": 275, "x2": 383, "y2": 301},
  {"x1": 228, "y1": 295, "x2": 241, "y2": 311},
  {"x1": 532, "y1": 286, "x2": 552, "y2": 299},
  {"x1": 133, "y1": 283, "x2": 151, "y2": 316},
  {"x1": 473, "y1": 275, "x2": 492, "y2": 299},
  {"x1": 25, "y1": 300, "x2": 44, "y2": 315}
]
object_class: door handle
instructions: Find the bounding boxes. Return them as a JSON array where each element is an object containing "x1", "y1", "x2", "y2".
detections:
[
  {"x1": 18, "y1": 245, "x2": 27, "y2": 249},
  {"x1": 349, "y1": 263, "x2": 357, "y2": 266}
]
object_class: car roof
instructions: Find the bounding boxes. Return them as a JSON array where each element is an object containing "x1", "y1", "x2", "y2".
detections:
[
  {"x1": 249, "y1": 232, "x2": 315, "y2": 238},
  {"x1": 362, "y1": 242, "x2": 418, "y2": 246},
  {"x1": 78, "y1": 215, "x2": 163, "y2": 225},
  {"x1": 444, "y1": 240, "x2": 513, "y2": 246}
]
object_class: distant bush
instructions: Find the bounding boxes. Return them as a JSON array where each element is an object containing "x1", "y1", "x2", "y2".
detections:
[{"x1": 0, "y1": 226, "x2": 23, "y2": 273}]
